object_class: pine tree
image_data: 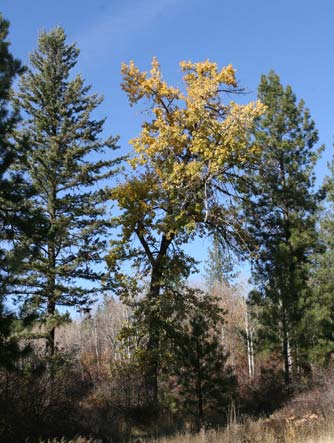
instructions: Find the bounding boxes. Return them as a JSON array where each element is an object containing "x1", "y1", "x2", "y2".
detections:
[
  {"x1": 204, "y1": 232, "x2": 235, "y2": 289},
  {"x1": 0, "y1": 15, "x2": 25, "y2": 294},
  {"x1": 15, "y1": 28, "x2": 120, "y2": 355},
  {"x1": 244, "y1": 71, "x2": 322, "y2": 385},
  {"x1": 172, "y1": 292, "x2": 236, "y2": 430},
  {"x1": 309, "y1": 157, "x2": 334, "y2": 364},
  {"x1": 0, "y1": 15, "x2": 38, "y2": 368}
]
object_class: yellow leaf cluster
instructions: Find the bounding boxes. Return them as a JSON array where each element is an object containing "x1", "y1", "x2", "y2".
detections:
[
  {"x1": 114, "y1": 58, "x2": 267, "y2": 244},
  {"x1": 121, "y1": 57, "x2": 180, "y2": 106},
  {"x1": 121, "y1": 57, "x2": 265, "y2": 199}
]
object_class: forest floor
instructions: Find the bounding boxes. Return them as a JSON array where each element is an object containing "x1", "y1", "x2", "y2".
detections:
[
  {"x1": 46, "y1": 381, "x2": 334, "y2": 443},
  {"x1": 46, "y1": 418, "x2": 334, "y2": 443},
  {"x1": 47, "y1": 415, "x2": 334, "y2": 443},
  {"x1": 142, "y1": 416, "x2": 334, "y2": 443},
  {"x1": 143, "y1": 379, "x2": 334, "y2": 443}
]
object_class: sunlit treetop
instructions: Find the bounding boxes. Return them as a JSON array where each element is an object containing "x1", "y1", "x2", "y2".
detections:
[
  {"x1": 109, "y1": 59, "x2": 265, "y2": 277},
  {"x1": 121, "y1": 58, "x2": 265, "y2": 189}
]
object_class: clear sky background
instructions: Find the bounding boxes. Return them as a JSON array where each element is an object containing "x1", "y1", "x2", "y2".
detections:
[{"x1": 2, "y1": 0, "x2": 334, "y2": 280}]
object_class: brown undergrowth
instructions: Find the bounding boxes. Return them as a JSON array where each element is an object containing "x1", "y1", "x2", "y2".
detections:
[
  {"x1": 44, "y1": 374, "x2": 334, "y2": 443},
  {"x1": 43, "y1": 415, "x2": 334, "y2": 443}
]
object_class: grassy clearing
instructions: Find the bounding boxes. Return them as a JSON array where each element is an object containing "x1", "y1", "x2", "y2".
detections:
[
  {"x1": 43, "y1": 384, "x2": 334, "y2": 443},
  {"x1": 44, "y1": 414, "x2": 334, "y2": 443},
  {"x1": 143, "y1": 418, "x2": 333, "y2": 443}
]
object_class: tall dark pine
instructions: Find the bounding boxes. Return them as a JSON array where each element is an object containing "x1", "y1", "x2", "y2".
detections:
[
  {"x1": 0, "y1": 15, "x2": 36, "y2": 368},
  {"x1": 245, "y1": 72, "x2": 321, "y2": 385},
  {"x1": 15, "y1": 28, "x2": 119, "y2": 355},
  {"x1": 310, "y1": 158, "x2": 334, "y2": 364}
]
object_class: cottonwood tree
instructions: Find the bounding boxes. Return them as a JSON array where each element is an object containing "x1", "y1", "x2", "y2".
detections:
[
  {"x1": 15, "y1": 28, "x2": 120, "y2": 355},
  {"x1": 244, "y1": 71, "x2": 322, "y2": 385},
  {"x1": 108, "y1": 58, "x2": 264, "y2": 405}
]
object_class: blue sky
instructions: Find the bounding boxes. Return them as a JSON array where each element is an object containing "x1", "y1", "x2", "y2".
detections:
[{"x1": 2, "y1": 0, "x2": 334, "y2": 278}]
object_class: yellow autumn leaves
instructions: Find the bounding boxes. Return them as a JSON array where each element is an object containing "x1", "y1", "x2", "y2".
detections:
[
  {"x1": 111, "y1": 57, "x2": 266, "y2": 239},
  {"x1": 120, "y1": 58, "x2": 265, "y2": 197}
]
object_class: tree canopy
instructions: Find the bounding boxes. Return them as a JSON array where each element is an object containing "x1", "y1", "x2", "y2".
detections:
[{"x1": 14, "y1": 27, "x2": 120, "y2": 354}]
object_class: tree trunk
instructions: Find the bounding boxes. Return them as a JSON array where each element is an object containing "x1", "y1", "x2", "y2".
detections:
[
  {"x1": 250, "y1": 330, "x2": 255, "y2": 377},
  {"x1": 196, "y1": 338, "x2": 204, "y2": 432},
  {"x1": 46, "y1": 186, "x2": 57, "y2": 357},
  {"x1": 282, "y1": 307, "x2": 292, "y2": 386},
  {"x1": 135, "y1": 229, "x2": 173, "y2": 408},
  {"x1": 246, "y1": 309, "x2": 255, "y2": 378},
  {"x1": 145, "y1": 263, "x2": 162, "y2": 407},
  {"x1": 46, "y1": 298, "x2": 56, "y2": 356}
]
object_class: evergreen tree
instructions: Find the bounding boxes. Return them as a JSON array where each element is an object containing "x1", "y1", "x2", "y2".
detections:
[
  {"x1": 15, "y1": 28, "x2": 120, "y2": 355},
  {"x1": 172, "y1": 292, "x2": 236, "y2": 430},
  {"x1": 0, "y1": 15, "x2": 38, "y2": 368},
  {"x1": 309, "y1": 157, "x2": 334, "y2": 364},
  {"x1": 244, "y1": 71, "x2": 322, "y2": 385},
  {"x1": 0, "y1": 15, "x2": 24, "y2": 295},
  {"x1": 204, "y1": 232, "x2": 235, "y2": 288}
]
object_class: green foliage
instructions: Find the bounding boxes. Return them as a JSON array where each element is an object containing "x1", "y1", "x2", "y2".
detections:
[
  {"x1": 308, "y1": 157, "x2": 334, "y2": 364},
  {"x1": 0, "y1": 15, "x2": 40, "y2": 368},
  {"x1": 0, "y1": 13, "x2": 23, "y2": 291},
  {"x1": 244, "y1": 71, "x2": 322, "y2": 383},
  {"x1": 204, "y1": 231, "x2": 235, "y2": 288},
  {"x1": 14, "y1": 27, "x2": 120, "y2": 353},
  {"x1": 172, "y1": 291, "x2": 236, "y2": 429},
  {"x1": 117, "y1": 284, "x2": 201, "y2": 406}
]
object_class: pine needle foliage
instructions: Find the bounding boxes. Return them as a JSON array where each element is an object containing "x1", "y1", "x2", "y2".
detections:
[{"x1": 15, "y1": 27, "x2": 120, "y2": 354}]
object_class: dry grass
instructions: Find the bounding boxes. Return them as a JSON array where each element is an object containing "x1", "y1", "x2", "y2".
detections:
[
  {"x1": 45, "y1": 438, "x2": 101, "y2": 443},
  {"x1": 43, "y1": 420, "x2": 334, "y2": 443},
  {"x1": 42, "y1": 372, "x2": 334, "y2": 443},
  {"x1": 142, "y1": 415, "x2": 334, "y2": 443},
  {"x1": 43, "y1": 414, "x2": 334, "y2": 443}
]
